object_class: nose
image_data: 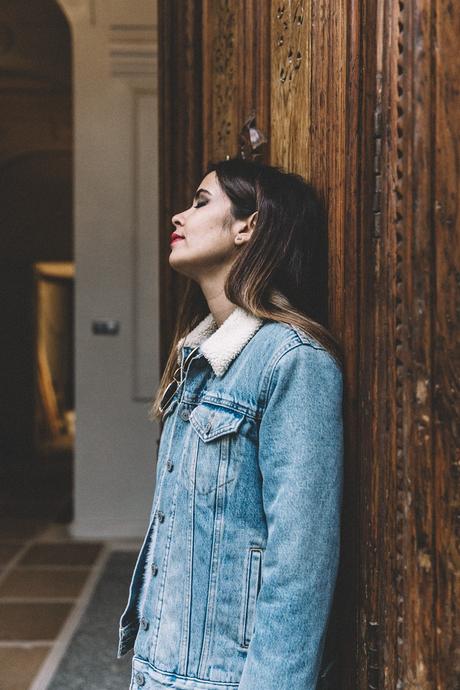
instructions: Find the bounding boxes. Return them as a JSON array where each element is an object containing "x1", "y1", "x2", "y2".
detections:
[{"x1": 171, "y1": 210, "x2": 185, "y2": 228}]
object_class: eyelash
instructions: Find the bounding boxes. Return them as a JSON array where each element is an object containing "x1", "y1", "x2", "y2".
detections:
[{"x1": 193, "y1": 201, "x2": 207, "y2": 208}]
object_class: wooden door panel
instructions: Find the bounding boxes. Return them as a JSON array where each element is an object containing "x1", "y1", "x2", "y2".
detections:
[
  {"x1": 433, "y1": 0, "x2": 460, "y2": 684},
  {"x1": 202, "y1": 0, "x2": 271, "y2": 165},
  {"x1": 158, "y1": 1, "x2": 460, "y2": 686}
]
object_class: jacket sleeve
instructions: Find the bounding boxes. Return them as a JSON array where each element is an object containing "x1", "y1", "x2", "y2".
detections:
[{"x1": 237, "y1": 343, "x2": 344, "y2": 690}]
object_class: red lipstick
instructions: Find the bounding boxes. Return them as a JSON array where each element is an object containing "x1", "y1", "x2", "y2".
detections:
[{"x1": 170, "y1": 232, "x2": 184, "y2": 245}]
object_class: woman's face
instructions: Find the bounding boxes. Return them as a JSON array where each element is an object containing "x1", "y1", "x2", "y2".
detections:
[{"x1": 169, "y1": 171, "x2": 245, "y2": 282}]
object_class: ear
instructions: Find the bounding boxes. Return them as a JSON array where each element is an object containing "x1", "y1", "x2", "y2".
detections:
[
  {"x1": 233, "y1": 211, "x2": 258, "y2": 245},
  {"x1": 247, "y1": 210, "x2": 258, "y2": 230}
]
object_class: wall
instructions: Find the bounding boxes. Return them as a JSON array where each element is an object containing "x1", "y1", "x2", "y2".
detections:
[{"x1": 58, "y1": 0, "x2": 160, "y2": 539}]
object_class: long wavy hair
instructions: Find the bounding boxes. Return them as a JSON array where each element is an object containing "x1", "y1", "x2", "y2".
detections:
[{"x1": 148, "y1": 157, "x2": 343, "y2": 421}]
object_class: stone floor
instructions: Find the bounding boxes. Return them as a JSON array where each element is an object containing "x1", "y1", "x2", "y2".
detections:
[
  {"x1": 0, "y1": 451, "x2": 128, "y2": 690},
  {"x1": 0, "y1": 517, "x2": 104, "y2": 690}
]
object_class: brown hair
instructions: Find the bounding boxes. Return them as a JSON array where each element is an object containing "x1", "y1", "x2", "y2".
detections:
[{"x1": 148, "y1": 157, "x2": 343, "y2": 421}]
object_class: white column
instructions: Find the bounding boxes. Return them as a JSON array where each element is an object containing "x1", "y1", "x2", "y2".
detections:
[{"x1": 57, "y1": 0, "x2": 160, "y2": 538}]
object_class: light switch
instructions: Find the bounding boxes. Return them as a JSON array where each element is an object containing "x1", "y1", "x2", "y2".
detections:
[{"x1": 92, "y1": 319, "x2": 120, "y2": 335}]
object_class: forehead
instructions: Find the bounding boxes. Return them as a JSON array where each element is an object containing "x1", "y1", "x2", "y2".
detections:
[{"x1": 198, "y1": 171, "x2": 221, "y2": 194}]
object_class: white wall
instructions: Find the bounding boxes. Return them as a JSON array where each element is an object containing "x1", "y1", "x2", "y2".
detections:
[{"x1": 57, "y1": 0, "x2": 160, "y2": 538}]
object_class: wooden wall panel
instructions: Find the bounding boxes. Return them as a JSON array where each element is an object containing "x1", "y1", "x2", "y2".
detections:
[
  {"x1": 159, "y1": 1, "x2": 460, "y2": 686},
  {"x1": 271, "y1": 2, "x2": 360, "y2": 687},
  {"x1": 433, "y1": 0, "x2": 460, "y2": 684},
  {"x1": 270, "y1": 0, "x2": 347, "y2": 328},
  {"x1": 202, "y1": 0, "x2": 271, "y2": 166},
  {"x1": 202, "y1": 0, "x2": 242, "y2": 163},
  {"x1": 158, "y1": 0, "x2": 204, "y2": 366},
  {"x1": 270, "y1": 2, "x2": 312, "y2": 172},
  {"x1": 362, "y1": 0, "x2": 460, "y2": 686}
]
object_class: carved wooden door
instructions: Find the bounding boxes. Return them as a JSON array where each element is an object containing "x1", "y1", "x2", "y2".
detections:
[{"x1": 158, "y1": 2, "x2": 460, "y2": 687}]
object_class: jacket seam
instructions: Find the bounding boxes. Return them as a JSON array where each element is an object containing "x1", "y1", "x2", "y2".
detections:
[
  {"x1": 259, "y1": 334, "x2": 326, "y2": 414},
  {"x1": 132, "y1": 656, "x2": 240, "y2": 687}
]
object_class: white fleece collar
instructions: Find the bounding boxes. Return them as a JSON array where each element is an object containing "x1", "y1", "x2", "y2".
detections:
[{"x1": 176, "y1": 305, "x2": 264, "y2": 377}]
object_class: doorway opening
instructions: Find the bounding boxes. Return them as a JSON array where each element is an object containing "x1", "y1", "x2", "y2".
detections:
[{"x1": 0, "y1": 0, "x2": 73, "y2": 523}]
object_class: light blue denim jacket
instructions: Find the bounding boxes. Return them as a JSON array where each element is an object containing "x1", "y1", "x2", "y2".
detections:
[{"x1": 117, "y1": 305, "x2": 344, "y2": 690}]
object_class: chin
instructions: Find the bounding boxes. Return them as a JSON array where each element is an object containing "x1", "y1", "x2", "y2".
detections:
[{"x1": 168, "y1": 254, "x2": 193, "y2": 279}]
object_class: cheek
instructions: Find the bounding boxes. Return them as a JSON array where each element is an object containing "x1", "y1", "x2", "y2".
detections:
[
  {"x1": 185, "y1": 230, "x2": 234, "y2": 268},
  {"x1": 191, "y1": 217, "x2": 231, "y2": 250},
  {"x1": 194, "y1": 235, "x2": 231, "y2": 260}
]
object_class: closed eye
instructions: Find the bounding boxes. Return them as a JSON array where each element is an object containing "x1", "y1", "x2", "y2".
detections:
[{"x1": 193, "y1": 201, "x2": 207, "y2": 208}]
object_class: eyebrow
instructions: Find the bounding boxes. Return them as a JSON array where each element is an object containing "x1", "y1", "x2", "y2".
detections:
[{"x1": 193, "y1": 188, "x2": 212, "y2": 201}]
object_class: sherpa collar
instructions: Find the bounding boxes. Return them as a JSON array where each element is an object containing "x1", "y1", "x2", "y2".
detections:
[{"x1": 176, "y1": 305, "x2": 264, "y2": 377}]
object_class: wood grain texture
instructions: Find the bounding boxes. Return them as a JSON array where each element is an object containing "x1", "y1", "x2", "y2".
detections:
[
  {"x1": 362, "y1": 0, "x2": 460, "y2": 687},
  {"x1": 270, "y1": 1, "x2": 311, "y2": 174},
  {"x1": 271, "y1": 3, "x2": 358, "y2": 686},
  {"x1": 202, "y1": 0, "x2": 271, "y2": 166},
  {"x1": 158, "y1": 2, "x2": 460, "y2": 686},
  {"x1": 202, "y1": 0, "x2": 241, "y2": 163},
  {"x1": 157, "y1": 0, "x2": 204, "y2": 368},
  {"x1": 241, "y1": 0, "x2": 272, "y2": 162},
  {"x1": 433, "y1": 0, "x2": 460, "y2": 686},
  {"x1": 270, "y1": 0, "x2": 347, "y2": 353},
  {"x1": 353, "y1": 2, "x2": 382, "y2": 686}
]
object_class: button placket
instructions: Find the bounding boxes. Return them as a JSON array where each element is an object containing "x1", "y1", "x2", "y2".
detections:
[{"x1": 180, "y1": 407, "x2": 190, "y2": 421}]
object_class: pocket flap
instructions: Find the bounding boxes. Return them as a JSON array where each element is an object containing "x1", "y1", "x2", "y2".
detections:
[{"x1": 189, "y1": 402, "x2": 245, "y2": 442}]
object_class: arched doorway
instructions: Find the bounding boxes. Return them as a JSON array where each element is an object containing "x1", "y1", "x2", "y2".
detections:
[{"x1": 0, "y1": 0, "x2": 73, "y2": 519}]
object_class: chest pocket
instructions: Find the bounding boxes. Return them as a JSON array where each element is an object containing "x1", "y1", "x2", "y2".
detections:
[{"x1": 182, "y1": 402, "x2": 246, "y2": 495}]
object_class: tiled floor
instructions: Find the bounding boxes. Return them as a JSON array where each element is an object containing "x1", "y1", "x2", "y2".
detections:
[
  {"x1": 0, "y1": 647, "x2": 51, "y2": 690},
  {"x1": 0, "y1": 516, "x2": 104, "y2": 690},
  {"x1": 0, "y1": 452, "x2": 142, "y2": 690},
  {"x1": 0, "y1": 454, "x2": 104, "y2": 690}
]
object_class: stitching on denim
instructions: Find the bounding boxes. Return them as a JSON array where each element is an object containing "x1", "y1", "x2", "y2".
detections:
[
  {"x1": 259, "y1": 341, "x2": 305, "y2": 414},
  {"x1": 238, "y1": 546, "x2": 263, "y2": 650}
]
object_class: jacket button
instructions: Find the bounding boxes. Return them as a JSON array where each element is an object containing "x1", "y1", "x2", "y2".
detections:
[
  {"x1": 134, "y1": 671, "x2": 145, "y2": 686},
  {"x1": 151, "y1": 562, "x2": 158, "y2": 576},
  {"x1": 166, "y1": 460, "x2": 174, "y2": 472},
  {"x1": 157, "y1": 510, "x2": 165, "y2": 523},
  {"x1": 180, "y1": 408, "x2": 190, "y2": 421},
  {"x1": 140, "y1": 616, "x2": 149, "y2": 631}
]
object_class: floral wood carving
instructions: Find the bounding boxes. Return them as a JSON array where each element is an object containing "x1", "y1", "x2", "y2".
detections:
[
  {"x1": 212, "y1": 0, "x2": 236, "y2": 156},
  {"x1": 275, "y1": 1, "x2": 304, "y2": 85}
]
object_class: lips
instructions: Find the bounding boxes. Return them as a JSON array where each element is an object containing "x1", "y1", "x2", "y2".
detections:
[{"x1": 170, "y1": 232, "x2": 184, "y2": 244}]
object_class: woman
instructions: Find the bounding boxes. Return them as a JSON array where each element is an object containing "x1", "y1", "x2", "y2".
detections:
[{"x1": 118, "y1": 157, "x2": 344, "y2": 690}]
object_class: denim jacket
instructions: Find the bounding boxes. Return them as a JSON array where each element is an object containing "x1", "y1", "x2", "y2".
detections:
[{"x1": 117, "y1": 305, "x2": 344, "y2": 690}]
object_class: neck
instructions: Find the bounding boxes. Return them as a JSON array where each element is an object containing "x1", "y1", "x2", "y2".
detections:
[{"x1": 198, "y1": 275, "x2": 237, "y2": 327}]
